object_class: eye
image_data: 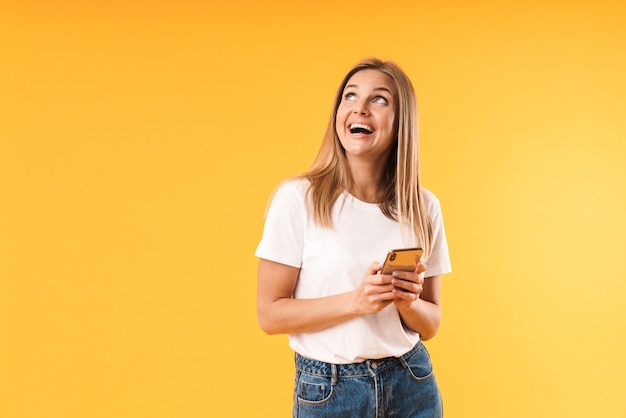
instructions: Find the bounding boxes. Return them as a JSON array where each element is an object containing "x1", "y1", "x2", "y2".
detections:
[
  {"x1": 344, "y1": 92, "x2": 357, "y2": 101},
  {"x1": 373, "y1": 96, "x2": 388, "y2": 105}
]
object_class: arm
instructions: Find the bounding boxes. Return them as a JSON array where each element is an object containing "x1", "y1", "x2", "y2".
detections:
[
  {"x1": 391, "y1": 265, "x2": 442, "y2": 340},
  {"x1": 257, "y1": 258, "x2": 396, "y2": 335}
]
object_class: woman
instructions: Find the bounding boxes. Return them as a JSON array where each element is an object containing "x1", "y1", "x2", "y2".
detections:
[{"x1": 256, "y1": 58, "x2": 452, "y2": 417}]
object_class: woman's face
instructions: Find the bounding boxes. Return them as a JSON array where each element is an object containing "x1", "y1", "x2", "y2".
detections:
[{"x1": 336, "y1": 69, "x2": 397, "y2": 164}]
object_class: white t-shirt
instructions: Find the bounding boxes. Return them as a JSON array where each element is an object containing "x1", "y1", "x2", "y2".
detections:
[{"x1": 255, "y1": 178, "x2": 452, "y2": 364}]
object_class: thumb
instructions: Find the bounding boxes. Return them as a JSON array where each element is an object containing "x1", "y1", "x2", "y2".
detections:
[{"x1": 368, "y1": 261, "x2": 382, "y2": 275}]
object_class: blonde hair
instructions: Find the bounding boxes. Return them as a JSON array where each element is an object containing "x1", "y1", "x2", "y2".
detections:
[{"x1": 298, "y1": 58, "x2": 433, "y2": 259}]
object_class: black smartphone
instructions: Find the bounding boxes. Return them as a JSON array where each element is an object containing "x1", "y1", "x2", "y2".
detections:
[{"x1": 380, "y1": 247, "x2": 423, "y2": 274}]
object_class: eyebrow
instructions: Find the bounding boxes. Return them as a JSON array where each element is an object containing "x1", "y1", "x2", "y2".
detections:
[{"x1": 344, "y1": 84, "x2": 393, "y2": 95}]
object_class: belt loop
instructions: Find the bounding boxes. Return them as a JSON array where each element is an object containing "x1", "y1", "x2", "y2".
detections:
[
  {"x1": 331, "y1": 364, "x2": 338, "y2": 386},
  {"x1": 399, "y1": 340, "x2": 421, "y2": 368},
  {"x1": 399, "y1": 355, "x2": 409, "y2": 368}
]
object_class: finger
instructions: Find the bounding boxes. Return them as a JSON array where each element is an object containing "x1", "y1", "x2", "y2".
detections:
[
  {"x1": 364, "y1": 281, "x2": 395, "y2": 294},
  {"x1": 392, "y1": 270, "x2": 423, "y2": 285},
  {"x1": 371, "y1": 299, "x2": 394, "y2": 311},
  {"x1": 392, "y1": 287, "x2": 419, "y2": 301},
  {"x1": 392, "y1": 278, "x2": 422, "y2": 293},
  {"x1": 368, "y1": 261, "x2": 383, "y2": 275},
  {"x1": 364, "y1": 288, "x2": 396, "y2": 305}
]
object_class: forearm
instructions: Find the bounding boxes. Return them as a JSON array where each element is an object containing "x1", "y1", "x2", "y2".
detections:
[
  {"x1": 397, "y1": 298, "x2": 442, "y2": 340},
  {"x1": 258, "y1": 292, "x2": 360, "y2": 335},
  {"x1": 257, "y1": 260, "x2": 398, "y2": 335}
]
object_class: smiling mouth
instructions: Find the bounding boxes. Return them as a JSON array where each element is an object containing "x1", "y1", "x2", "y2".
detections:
[{"x1": 349, "y1": 123, "x2": 374, "y2": 134}]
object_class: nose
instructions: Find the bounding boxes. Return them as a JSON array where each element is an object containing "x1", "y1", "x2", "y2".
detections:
[{"x1": 353, "y1": 99, "x2": 369, "y2": 115}]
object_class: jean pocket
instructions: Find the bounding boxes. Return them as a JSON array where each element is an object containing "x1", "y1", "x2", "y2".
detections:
[
  {"x1": 404, "y1": 344, "x2": 435, "y2": 382},
  {"x1": 296, "y1": 371, "x2": 335, "y2": 405}
]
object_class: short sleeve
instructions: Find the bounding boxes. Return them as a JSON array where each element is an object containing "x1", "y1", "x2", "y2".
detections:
[
  {"x1": 423, "y1": 189, "x2": 452, "y2": 277},
  {"x1": 255, "y1": 180, "x2": 307, "y2": 268}
]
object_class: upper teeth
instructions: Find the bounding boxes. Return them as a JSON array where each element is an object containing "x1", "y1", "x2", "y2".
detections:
[{"x1": 350, "y1": 123, "x2": 373, "y2": 132}]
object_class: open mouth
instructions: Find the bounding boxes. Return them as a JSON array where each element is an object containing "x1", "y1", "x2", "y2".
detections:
[{"x1": 349, "y1": 123, "x2": 374, "y2": 135}]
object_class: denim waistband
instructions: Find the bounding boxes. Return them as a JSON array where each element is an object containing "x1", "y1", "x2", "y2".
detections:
[{"x1": 295, "y1": 341, "x2": 422, "y2": 382}]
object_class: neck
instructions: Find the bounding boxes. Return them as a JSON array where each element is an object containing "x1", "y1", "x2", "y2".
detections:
[{"x1": 346, "y1": 159, "x2": 387, "y2": 203}]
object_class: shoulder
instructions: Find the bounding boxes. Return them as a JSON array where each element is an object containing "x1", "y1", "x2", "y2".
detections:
[
  {"x1": 420, "y1": 187, "x2": 439, "y2": 202},
  {"x1": 273, "y1": 177, "x2": 310, "y2": 199},
  {"x1": 420, "y1": 187, "x2": 441, "y2": 208},
  {"x1": 266, "y1": 177, "x2": 311, "y2": 209},
  {"x1": 420, "y1": 187, "x2": 446, "y2": 221}
]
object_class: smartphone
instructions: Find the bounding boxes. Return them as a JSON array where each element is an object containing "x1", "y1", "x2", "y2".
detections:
[{"x1": 381, "y1": 247, "x2": 423, "y2": 274}]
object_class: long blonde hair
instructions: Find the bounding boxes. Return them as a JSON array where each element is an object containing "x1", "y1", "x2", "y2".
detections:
[{"x1": 298, "y1": 58, "x2": 433, "y2": 259}]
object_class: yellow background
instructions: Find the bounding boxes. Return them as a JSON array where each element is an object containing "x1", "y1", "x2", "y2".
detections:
[{"x1": 2, "y1": 1, "x2": 625, "y2": 417}]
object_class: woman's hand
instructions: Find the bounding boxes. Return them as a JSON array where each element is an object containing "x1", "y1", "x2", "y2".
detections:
[
  {"x1": 390, "y1": 262, "x2": 427, "y2": 308},
  {"x1": 351, "y1": 262, "x2": 396, "y2": 314},
  {"x1": 388, "y1": 261, "x2": 443, "y2": 340}
]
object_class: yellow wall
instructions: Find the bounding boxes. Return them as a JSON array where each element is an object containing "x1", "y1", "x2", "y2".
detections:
[{"x1": 1, "y1": 1, "x2": 625, "y2": 417}]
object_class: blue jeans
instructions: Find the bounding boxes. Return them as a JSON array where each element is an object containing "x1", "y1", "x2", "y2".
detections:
[{"x1": 293, "y1": 341, "x2": 443, "y2": 418}]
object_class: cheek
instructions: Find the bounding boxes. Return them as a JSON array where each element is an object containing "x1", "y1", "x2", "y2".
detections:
[
  {"x1": 379, "y1": 114, "x2": 395, "y2": 133},
  {"x1": 334, "y1": 118, "x2": 344, "y2": 141},
  {"x1": 335, "y1": 108, "x2": 349, "y2": 130},
  {"x1": 387, "y1": 112, "x2": 398, "y2": 132},
  {"x1": 336, "y1": 105, "x2": 349, "y2": 120}
]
